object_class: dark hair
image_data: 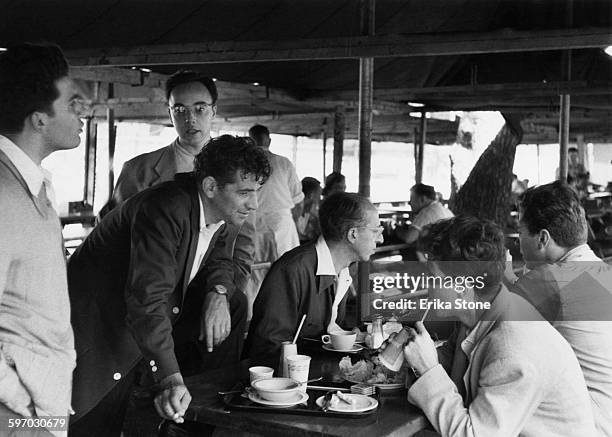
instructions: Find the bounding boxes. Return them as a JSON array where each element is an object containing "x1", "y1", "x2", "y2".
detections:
[
  {"x1": 418, "y1": 215, "x2": 506, "y2": 288},
  {"x1": 248, "y1": 124, "x2": 270, "y2": 138},
  {"x1": 411, "y1": 183, "x2": 436, "y2": 200},
  {"x1": 302, "y1": 177, "x2": 321, "y2": 197},
  {"x1": 518, "y1": 181, "x2": 587, "y2": 247},
  {"x1": 165, "y1": 70, "x2": 218, "y2": 103},
  {"x1": 0, "y1": 43, "x2": 69, "y2": 133},
  {"x1": 194, "y1": 135, "x2": 270, "y2": 186},
  {"x1": 322, "y1": 172, "x2": 346, "y2": 197},
  {"x1": 319, "y1": 192, "x2": 374, "y2": 242},
  {"x1": 568, "y1": 147, "x2": 578, "y2": 153}
]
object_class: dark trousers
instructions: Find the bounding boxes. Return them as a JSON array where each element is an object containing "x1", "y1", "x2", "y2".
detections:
[
  {"x1": 161, "y1": 292, "x2": 247, "y2": 437},
  {"x1": 68, "y1": 368, "x2": 136, "y2": 437},
  {"x1": 174, "y1": 290, "x2": 247, "y2": 377}
]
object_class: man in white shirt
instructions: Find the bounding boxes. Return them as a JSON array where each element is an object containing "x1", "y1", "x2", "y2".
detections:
[
  {"x1": 0, "y1": 43, "x2": 84, "y2": 433},
  {"x1": 396, "y1": 183, "x2": 454, "y2": 246},
  {"x1": 249, "y1": 124, "x2": 304, "y2": 261}
]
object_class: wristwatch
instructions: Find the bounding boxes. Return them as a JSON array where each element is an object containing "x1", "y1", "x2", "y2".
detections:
[{"x1": 213, "y1": 285, "x2": 228, "y2": 297}]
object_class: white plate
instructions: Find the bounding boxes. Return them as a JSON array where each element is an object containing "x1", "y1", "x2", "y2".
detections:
[
  {"x1": 315, "y1": 394, "x2": 378, "y2": 413},
  {"x1": 247, "y1": 391, "x2": 308, "y2": 408},
  {"x1": 342, "y1": 376, "x2": 404, "y2": 391},
  {"x1": 322, "y1": 344, "x2": 364, "y2": 353}
]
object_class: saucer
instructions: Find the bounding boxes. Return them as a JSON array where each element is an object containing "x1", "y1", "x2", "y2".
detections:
[
  {"x1": 322, "y1": 344, "x2": 364, "y2": 353},
  {"x1": 247, "y1": 391, "x2": 308, "y2": 408}
]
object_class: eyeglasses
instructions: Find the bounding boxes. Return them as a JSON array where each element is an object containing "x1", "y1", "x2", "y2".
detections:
[
  {"x1": 358, "y1": 225, "x2": 384, "y2": 237},
  {"x1": 169, "y1": 102, "x2": 215, "y2": 116}
]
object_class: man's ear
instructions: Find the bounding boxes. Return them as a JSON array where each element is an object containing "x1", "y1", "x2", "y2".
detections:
[
  {"x1": 538, "y1": 229, "x2": 551, "y2": 248},
  {"x1": 201, "y1": 176, "x2": 218, "y2": 198},
  {"x1": 29, "y1": 111, "x2": 48, "y2": 133},
  {"x1": 347, "y1": 227, "x2": 358, "y2": 244},
  {"x1": 211, "y1": 104, "x2": 217, "y2": 118}
]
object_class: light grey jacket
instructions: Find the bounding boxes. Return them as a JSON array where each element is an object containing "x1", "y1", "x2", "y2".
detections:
[
  {"x1": 0, "y1": 149, "x2": 75, "y2": 418},
  {"x1": 408, "y1": 287, "x2": 597, "y2": 437}
]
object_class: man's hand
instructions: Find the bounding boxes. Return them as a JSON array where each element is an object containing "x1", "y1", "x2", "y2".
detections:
[
  {"x1": 0, "y1": 359, "x2": 34, "y2": 417},
  {"x1": 199, "y1": 291, "x2": 231, "y2": 352},
  {"x1": 402, "y1": 322, "x2": 439, "y2": 376},
  {"x1": 154, "y1": 373, "x2": 191, "y2": 423}
]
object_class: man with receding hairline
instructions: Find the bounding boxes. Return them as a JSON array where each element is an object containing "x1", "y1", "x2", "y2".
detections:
[{"x1": 245, "y1": 192, "x2": 383, "y2": 366}]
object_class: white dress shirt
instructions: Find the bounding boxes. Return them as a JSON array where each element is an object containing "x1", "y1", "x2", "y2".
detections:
[
  {"x1": 188, "y1": 192, "x2": 224, "y2": 284},
  {"x1": 0, "y1": 135, "x2": 57, "y2": 211},
  {"x1": 314, "y1": 235, "x2": 352, "y2": 333}
]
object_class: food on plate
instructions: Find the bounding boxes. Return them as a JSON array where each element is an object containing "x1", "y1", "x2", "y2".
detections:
[
  {"x1": 329, "y1": 391, "x2": 355, "y2": 408},
  {"x1": 339, "y1": 355, "x2": 406, "y2": 385}
]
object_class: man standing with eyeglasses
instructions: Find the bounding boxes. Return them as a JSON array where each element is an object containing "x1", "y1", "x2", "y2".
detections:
[
  {"x1": 244, "y1": 192, "x2": 384, "y2": 366},
  {"x1": 109, "y1": 70, "x2": 255, "y2": 348}
]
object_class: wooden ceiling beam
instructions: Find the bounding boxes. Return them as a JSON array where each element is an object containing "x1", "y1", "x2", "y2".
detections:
[
  {"x1": 65, "y1": 27, "x2": 611, "y2": 67},
  {"x1": 311, "y1": 81, "x2": 612, "y2": 101}
]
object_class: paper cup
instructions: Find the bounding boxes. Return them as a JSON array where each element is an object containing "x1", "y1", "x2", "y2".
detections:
[
  {"x1": 286, "y1": 355, "x2": 311, "y2": 392},
  {"x1": 249, "y1": 366, "x2": 274, "y2": 384}
]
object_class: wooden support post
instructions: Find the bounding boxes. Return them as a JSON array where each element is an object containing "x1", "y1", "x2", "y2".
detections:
[
  {"x1": 82, "y1": 117, "x2": 97, "y2": 205},
  {"x1": 322, "y1": 130, "x2": 327, "y2": 181},
  {"x1": 333, "y1": 107, "x2": 345, "y2": 173},
  {"x1": 558, "y1": 0, "x2": 573, "y2": 182},
  {"x1": 415, "y1": 111, "x2": 427, "y2": 183},
  {"x1": 107, "y1": 83, "x2": 117, "y2": 199},
  {"x1": 358, "y1": 0, "x2": 375, "y2": 323}
]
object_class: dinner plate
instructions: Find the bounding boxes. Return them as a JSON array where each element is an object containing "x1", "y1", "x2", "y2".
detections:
[
  {"x1": 341, "y1": 376, "x2": 404, "y2": 391},
  {"x1": 315, "y1": 394, "x2": 378, "y2": 413},
  {"x1": 322, "y1": 344, "x2": 364, "y2": 353},
  {"x1": 247, "y1": 391, "x2": 309, "y2": 408}
]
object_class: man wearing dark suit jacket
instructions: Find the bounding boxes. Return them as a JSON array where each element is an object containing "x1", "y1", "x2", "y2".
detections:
[
  {"x1": 68, "y1": 135, "x2": 270, "y2": 436},
  {"x1": 107, "y1": 70, "x2": 255, "y2": 297}
]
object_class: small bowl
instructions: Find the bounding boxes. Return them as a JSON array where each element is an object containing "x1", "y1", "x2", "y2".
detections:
[{"x1": 251, "y1": 377, "x2": 300, "y2": 402}]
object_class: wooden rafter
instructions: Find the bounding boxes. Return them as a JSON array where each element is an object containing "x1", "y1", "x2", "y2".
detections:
[{"x1": 65, "y1": 27, "x2": 612, "y2": 67}]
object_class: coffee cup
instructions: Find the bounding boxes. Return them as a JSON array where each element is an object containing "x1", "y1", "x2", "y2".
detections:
[
  {"x1": 321, "y1": 330, "x2": 357, "y2": 350},
  {"x1": 249, "y1": 366, "x2": 274, "y2": 384}
]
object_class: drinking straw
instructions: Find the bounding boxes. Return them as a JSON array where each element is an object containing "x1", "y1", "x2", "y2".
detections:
[
  {"x1": 420, "y1": 306, "x2": 431, "y2": 323},
  {"x1": 292, "y1": 314, "x2": 307, "y2": 344}
]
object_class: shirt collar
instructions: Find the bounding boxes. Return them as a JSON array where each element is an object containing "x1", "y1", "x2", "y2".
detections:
[
  {"x1": 557, "y1": 244, "x2": 599, "y2": 263},
  {"x1": 197, "y1": 191, "x2": 224, "y2": 232},
  {"x1": 315, "y1": 235, "x2": 337, "y2": 276},
  {"x1": 0, "y1": 135, "x2": 46, "y2": 196}
]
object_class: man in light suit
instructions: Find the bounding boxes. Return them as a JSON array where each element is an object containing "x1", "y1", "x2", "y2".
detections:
[
  {"x1": 0, "y1": 43, "x2": 84, "y2": 432},
  {"x1": 67, "y1": 136, "x2": 270, "y2": 436},
  {"x1": 399, "y1": 216, "x2": 596, "y2": 437},
  {"x1": 108, "y1": 70, "x2": 255, "y2": 297}
]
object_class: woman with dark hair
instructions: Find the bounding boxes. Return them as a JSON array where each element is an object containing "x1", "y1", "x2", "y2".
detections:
[{"x1": 400, "y1": 215, "x2": 596, "y2": 437}]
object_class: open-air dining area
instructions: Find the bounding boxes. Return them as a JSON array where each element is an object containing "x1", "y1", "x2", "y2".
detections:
[{"x1": 1, "y1": 1, "x2": 611, "y2": 436}]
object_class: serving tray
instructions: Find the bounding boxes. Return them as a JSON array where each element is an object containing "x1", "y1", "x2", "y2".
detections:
[{"x1": 221, "y1": 385, "x2": 380, "y2": 418}]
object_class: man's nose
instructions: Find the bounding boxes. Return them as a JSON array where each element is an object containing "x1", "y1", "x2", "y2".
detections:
[{"x1": 246, "y1": 193, "x2": 258, "y2": 210}]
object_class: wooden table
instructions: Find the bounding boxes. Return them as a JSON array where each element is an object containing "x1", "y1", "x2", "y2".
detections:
[{"x1": 182, "y1": 345, "x2": 432, "y2": 437}]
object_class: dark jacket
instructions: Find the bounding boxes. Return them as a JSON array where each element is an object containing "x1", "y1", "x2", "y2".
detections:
[
  {"x1": 244, "y1": 241, "x2": 347, "y2": 366},
  {"x1": 111, "y1": 140, "x2": 254, "y2": 292},
  {"x1": 68, "y1": 172, "x2": 234, "y2": 419}
]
